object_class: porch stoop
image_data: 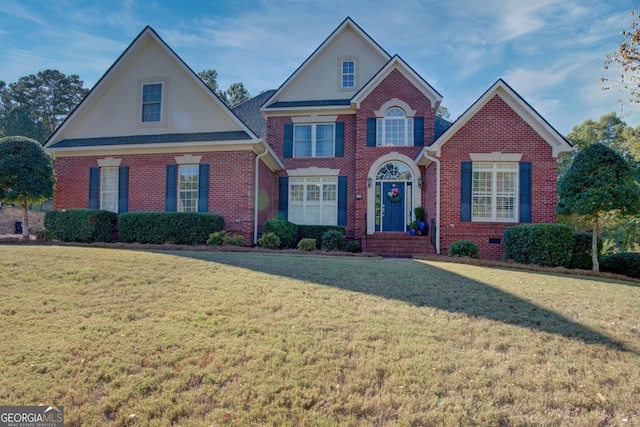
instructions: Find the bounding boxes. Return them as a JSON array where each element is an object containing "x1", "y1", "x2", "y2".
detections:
[{"x1": 364, "y1": 232, "x2": 436, "y2": 258}]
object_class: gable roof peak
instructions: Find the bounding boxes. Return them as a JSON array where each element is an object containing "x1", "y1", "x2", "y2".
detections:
[
  {"x1": 261, "y1": 16, "x2": 391, "y2": 111},
  {"x1": 422, "y1": 77, "x2": 573, "y2": 159}
]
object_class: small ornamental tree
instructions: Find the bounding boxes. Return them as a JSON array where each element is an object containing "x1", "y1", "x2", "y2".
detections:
[
  {"x1": 557, "y1": 143, "x2": 640, "y2": 271},
  {"x1": 0, "y1": 136, "x2": 55, "y2": 239}
]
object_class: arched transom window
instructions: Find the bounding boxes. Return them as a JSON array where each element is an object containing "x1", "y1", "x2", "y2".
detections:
[
  {"x1": 377, "y1": 107, "x2": 414, "y2": 146},
  {"x1": 376, "y1": 162, "x2": 413, "y2": 181}
]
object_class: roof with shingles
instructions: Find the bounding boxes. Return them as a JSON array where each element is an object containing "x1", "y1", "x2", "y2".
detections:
[
  {"x1": 433, "y1": 116, "x2": 452, "y2": 142},
  {"x1": 231, "y1": 90, "x2": 276, "y2": 139},
  {"x1": 265, "y1": 99, "x2": 351, "y2": 108},
  {"x1": 50, "y1": 131, "x2": 251, "y2": 148}
]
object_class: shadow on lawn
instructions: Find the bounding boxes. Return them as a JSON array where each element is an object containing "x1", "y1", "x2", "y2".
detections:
[{"x1": 163, "y1": 251, "x2": 631, "y2": 353}]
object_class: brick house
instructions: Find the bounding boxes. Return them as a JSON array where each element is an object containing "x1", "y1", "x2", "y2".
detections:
[{"x1": 44, "y1": 18, "x2": 573, "y2": 258}]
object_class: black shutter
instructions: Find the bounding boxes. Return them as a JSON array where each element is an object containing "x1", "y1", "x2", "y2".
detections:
[
  {"x1": 198, "y1": 164, "x2": 209, "y2": 213},
  {"x1": 278, "y1": 176, "x2": 289, "y2": 220},
  {"x1": 414, "y1": 116, "x2": 424, "y2": 146},
  {"x1": 89, "y1": 167, "x2": 99, "y2": 209},
  {"x1": 118, "y1": 166, "x2": 129, "y2": 213},
  {"x1": 366, "y1": 118, "x2": 376, "y2": 147},
  {"x1": 166, "y1": 165, "x2": 177, "y2": 212},
  {"x1": 283, "y1": 124, "x2": 293, "y2": 158},
  {"x1": 338, "y1": 176, "x2": 347, "y2": 226},
  {"x1": 335, "y1": 122, "x2": 344, "y2": 157},
  {"x1": 460, "y1": 162, "x2": 472, "y2": 222},
  {"x1": 519, "y1": 162, "x2": 532, "y2": 223}
]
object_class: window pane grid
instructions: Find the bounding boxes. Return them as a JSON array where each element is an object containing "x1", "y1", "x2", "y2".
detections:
[
  {"x1": 100, "y1": 167, "x2": 119, "y2": 213},
  {"x1": 141, "y1": 83, "x2": 162, "y2": 122},
  {"x1": 377, "y1": 107, "x2": 412, "y2": 146},
  {"x1": 342, "y1": 61, "x2": 355, "y2": 88},
  {"x1": 294, "y1": 124, "x2": 334, "y2": 158},
  {"x1": 472, "y1": 162, "x2": 518, "y2": 222},
  {"x1": 178, "y1": 165, "x2": 199, "y2": 212},
  {"x1": 288, "y1": 177, "x2": 337, "y2": 225}
]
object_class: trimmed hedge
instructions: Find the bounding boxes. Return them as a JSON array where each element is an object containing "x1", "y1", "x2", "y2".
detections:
[
  {"x1": 345, "y1": 240, "x2": 362, "y2": 253},
  {"x1": 449, "y1": 240, "x2": 479, "y2": 258},
  {"x1": 258, "y1": 232, "x2": 281, "y2": 250},
  {"x1": 600, "y1": 253, "x2": 640, "y2": 279},
  {"x1": 297, "y1": 238, "x2": 317, "y2": 251},
  {"x1": 263, "y1": 219, "x2": 298, "y2": 249},
  {"x1": 297, "y1": 225, "x2": 346, "y2": 249},
  {"x1": 503, "y1": 224, "x2": 573, "y2": 267},
  {"x1": 569, "y1": 232, "x2": 602, "y2": 270},
  {"x1": 44, "y1": 209, "x2": 117, "y2": 243},
  {"x1": 322, "y1": 230, "x2": 345, "y2": 251},
  {"x1": 119, "y1": 212, "x2": 224, "y2": 245}
]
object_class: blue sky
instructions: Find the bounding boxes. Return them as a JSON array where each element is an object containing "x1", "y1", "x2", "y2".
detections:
[{"x1": 0, "y1": 0, "x2": 637, "y2": 134}]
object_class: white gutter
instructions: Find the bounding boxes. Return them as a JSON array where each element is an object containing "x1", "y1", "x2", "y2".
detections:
[
  {"x1": 422, "y1": 151, "x2": 441, "y2": 255},
  {"x1": 254, "y1": 149, "x2": 269, "y2": 245}
]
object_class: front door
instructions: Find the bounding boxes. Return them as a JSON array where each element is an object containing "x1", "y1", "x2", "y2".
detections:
[{"x1": 382, "y1": 182, "x2": 405, "y2": 231}]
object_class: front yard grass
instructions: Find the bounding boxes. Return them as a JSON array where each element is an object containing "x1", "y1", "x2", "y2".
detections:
[{"x1": 0, "y1": 246, "x2": 639, "y2": 426}]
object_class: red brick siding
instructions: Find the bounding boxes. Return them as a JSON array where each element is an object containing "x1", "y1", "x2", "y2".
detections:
[
  {"x1": 257, "y1": 158, "x2": 276, "y2": 237},
  {"x1": 354, "y1": 69, "x2": 436, "y2": 239},
  {"x1": 267, "y1": 114, "x2": 358, "y2": 238},
  {"x1": 437, "y1": 95, "x2": 559, "y2": 259},
  {"x1": 53, "y1": 151, "x2": 258, "y2": 244}
]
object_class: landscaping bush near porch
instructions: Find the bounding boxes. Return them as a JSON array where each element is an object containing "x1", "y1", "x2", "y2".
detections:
[
  {"x1": 503, "y1": 224, "x2": 573, "y2": 267},
  {"x1": 119, "y1": 212, "x2": 224, "y2": 245},
  {"x1": 44, "y1": 209, "x2": 117, "y2": 242}
]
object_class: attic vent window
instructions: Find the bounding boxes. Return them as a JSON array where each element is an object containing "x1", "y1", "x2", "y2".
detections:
[
  {"x1": 342, "y1": 60, "x2": 355, "y2": 88},
  {"x1": 141, "y1": 82, "x2": 163, "y2": 122}
]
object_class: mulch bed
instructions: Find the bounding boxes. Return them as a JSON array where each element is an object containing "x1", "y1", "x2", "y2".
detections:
[{"x1": 2, "y1": 234, "x2": 638, "y2": 284}]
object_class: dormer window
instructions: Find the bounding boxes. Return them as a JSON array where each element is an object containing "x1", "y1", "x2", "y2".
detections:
[
  {"x1": 341, "y1": 60, "x2": 355, "y2": 88},
  {"x1": 141, "y1": 82, "x2": 163, "y2": 122}
]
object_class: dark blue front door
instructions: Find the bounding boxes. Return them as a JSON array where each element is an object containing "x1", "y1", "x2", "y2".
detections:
[{"x1": 382, "y1": 182, "x2": 405, "y2": 231}]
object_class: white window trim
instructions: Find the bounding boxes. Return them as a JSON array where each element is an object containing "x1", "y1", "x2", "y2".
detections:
[
  {"x1": 472, "y1": 162, "x2": 519, "y2": 223},
  {"x1": 137, "y1": 77, "x2": 168, "y2": 129},
  {"x1": 289, "y1": 176, "x2": 338, "y2": 225},
  {"x1": 376, "y1": 108, "x2": 414, "y2": 147},
  {"x1": 100, "y1": 167, "x2": 119, "y2": 213},
  {"x1": 337, "y1": 56, "x2": 358, "y2": 92},
  {"x1": 178, "y1": 164, "x2": 199, "y2": 213},
  {"x1": 293, "y1": 123, "x2": 336, "y2": 158}
]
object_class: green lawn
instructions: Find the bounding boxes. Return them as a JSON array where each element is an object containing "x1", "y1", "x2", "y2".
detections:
[{"x1": 1, "y1": 246, "x2": 639, "y2": 426}]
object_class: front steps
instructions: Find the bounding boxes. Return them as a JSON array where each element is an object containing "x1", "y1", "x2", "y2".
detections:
[{"x1": 363, "y1": 232, "x2": 436, "y2": 258}]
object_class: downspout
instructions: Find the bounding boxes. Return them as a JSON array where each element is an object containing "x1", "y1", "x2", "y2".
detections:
[
  {"x1": 254, "y1": 148, "x2": 269, "y2": 245},
  {"x1": 422, "y1": 150, "x2": 441, "y2": 255}
]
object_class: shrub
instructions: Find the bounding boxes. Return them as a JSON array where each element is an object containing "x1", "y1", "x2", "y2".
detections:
[
  {"x1": 206, "y1": 231, "x2": 228, "y2": 246},
  {"x1": 296, "y1": 225, "x2": 345, "y2": 249},
  {"x1": 35, "y1": 229, "x2": 55, "y2": 242},
  {"x1": 449, "y1": 240, "x2": 479, "y2": 258},
  {"x1": 225, "y1": 234, "x2": 245, "y2": 247},
  {"x1": 263, "y1": 219, "x2": 298, "y2": 248},
  {"x1": 600, "y1": 253, "x2": 640, "y2": 279},
  {"x1": 258, "y1": 232, "x2": 281, "y2": 250},
  {"x1": 503, "y1": 224, "x2": 572, "y2": 267},
  {"x1": 569, "y1": 232, "x2": 602, "y2": 270},
  {"x1": 297, "y1": 238, "x2": 317, "y2": 251},
  {"x1": 322, "y1": 229, "x2": 345, "y2": 252},
  {"x1": 345, "y1": 240, "x2": 362, "y2": 253},
  {"x1": 44, "y1": 209, "x2": 117, "y2": 243},
  {"x1": 119, "y1": 212, "x2": 224, "y2": 245},
  {"x1": 414, "y1": 206, "x2": 425, "y2": 221}
]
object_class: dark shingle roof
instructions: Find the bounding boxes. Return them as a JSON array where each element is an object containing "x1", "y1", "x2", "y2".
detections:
[
  {"x1": 266, "y1": 99, "x2": 351, "y2": 108},
  {"x1": 433, "y1": 116, "x2": 452, "y2": 142},
  {"x1": 231, "y1": 90, "x2": 276, "y2": 139},
  {"x1": 50, "y1": 131, "x2": 251, "y2": 148}
]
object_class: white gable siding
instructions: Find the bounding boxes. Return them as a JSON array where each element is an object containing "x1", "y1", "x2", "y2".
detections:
[
  {"x1": 57, "y1": 38, "x2": 243, "y2": 141},
  {"x1": 277, "y1": 27, "x2": 388, "y2": 103}
]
